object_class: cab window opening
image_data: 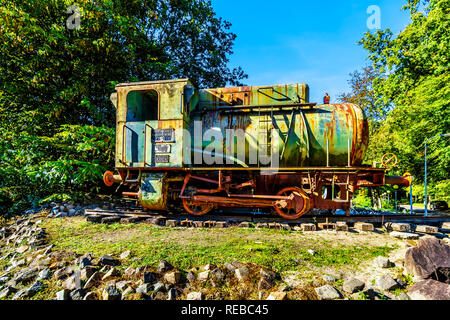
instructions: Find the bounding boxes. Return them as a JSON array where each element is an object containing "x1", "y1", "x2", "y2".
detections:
[{"x1": 126, "y1": 89, "x2": 159, "y2": 121}]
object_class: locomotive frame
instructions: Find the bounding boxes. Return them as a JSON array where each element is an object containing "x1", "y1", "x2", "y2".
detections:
[{"x1": 103, "y1": 78, "x2": 409, "y2": 219}]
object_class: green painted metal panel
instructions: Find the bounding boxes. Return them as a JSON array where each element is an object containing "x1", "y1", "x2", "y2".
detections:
[
  {"x1": 112, "y1": 80, "x2": 368, "y2": 170},
  {"x1": 139, "y1": 173, "x2": 167, "y2": 210},
  {"x1": 125, "y1": 122, "x2": 146, "y2": 165},
  {"x1": 188, "y1": 103, "x2": 368, "y2": 167},
  {"x1": 144, "y1": 123, "x2": 152, "y2": 166},
  {"x1": 198, "y1": 83, "x2": 309, "y2": 109}
]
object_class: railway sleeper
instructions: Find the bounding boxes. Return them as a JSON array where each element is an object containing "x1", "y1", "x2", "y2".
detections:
[
  {"x1": 82, "y1": 212, "x2": 450, "y2": 241},
  {"x1": 354, "y1": 222, "x2": 375, "y2": 232},
  {"x1": 384, "y1": 222, "x2": 411, "y2": 232},
  {"x1": 238, "y1": 222, "x2": 253, "y2": 228},
  {"x1": 414, "y1": 225, "x2": 439, "y2": 234}
]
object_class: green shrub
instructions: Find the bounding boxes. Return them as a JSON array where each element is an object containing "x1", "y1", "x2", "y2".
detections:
[{"x1": 0, "y1": 125, "x2": 114, "y2": 215}]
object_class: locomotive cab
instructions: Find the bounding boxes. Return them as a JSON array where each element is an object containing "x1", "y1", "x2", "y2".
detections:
[
  {"x1": 113, "y1": 79, "x2": 196, "y2": 169},
  {"x1": 110, "y1": 79, "x2": 197, "y2": 210}
]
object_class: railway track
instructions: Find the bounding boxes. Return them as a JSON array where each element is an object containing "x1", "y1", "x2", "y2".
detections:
[{"x1": 84, "y1": 207, "x2": 450, "y2": 229}]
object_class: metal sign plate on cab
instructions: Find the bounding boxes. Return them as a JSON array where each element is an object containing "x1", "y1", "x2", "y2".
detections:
[
  {"x1": 154, "y1": 129, "x2": 175, "y2": 143},
  {"x1": 155, "y1": 144, "x2": 171, "y2": 154}
]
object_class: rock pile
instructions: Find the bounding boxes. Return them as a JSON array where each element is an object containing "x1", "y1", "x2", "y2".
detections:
[
  {"x1": 405, "y1": 238, "x2": 450, "y2": 300},
  {"x1": 2, "y1": 210, "x2": 450, "y2": 301},
  {"x1": 0, "y1": 216, "x2": 291, "y2": 300}
]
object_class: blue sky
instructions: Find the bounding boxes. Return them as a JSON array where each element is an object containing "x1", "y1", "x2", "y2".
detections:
[{"x1": 211, "y1": 0, "x2": 411, "y2": 104}]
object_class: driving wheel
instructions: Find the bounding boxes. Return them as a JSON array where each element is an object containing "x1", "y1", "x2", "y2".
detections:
[
  {"x1": 274, "y1": 187, "x2": 311, "y2": 220},
  {"x1": 182, "y1": 198, "x2": 214, "y2": 216}
]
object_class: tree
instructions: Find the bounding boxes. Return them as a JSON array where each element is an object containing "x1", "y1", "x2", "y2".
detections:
[
  {"x1": 0, "y1": 0, "x2": 247, "y2": 214},
  {"x1": 0, "y1": 0, "x2": 247, "y2": 129},
  {"x1": 338, "y1": 65, "x2": 391, "y2": 143},
  {"x1": 358, "y1": 0, "x2": 449, "y2": 202}
]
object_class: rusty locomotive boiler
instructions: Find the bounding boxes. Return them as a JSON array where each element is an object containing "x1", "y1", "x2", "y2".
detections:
[{"x1": 103, "y1": 78, "x2": 410, "y2": 219}]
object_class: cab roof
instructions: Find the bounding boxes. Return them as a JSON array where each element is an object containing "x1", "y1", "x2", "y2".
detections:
[{"x1": 115, "y1": 78, "x2": 190, "y2": 88}]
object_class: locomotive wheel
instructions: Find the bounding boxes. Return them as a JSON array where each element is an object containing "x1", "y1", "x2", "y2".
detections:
[
  {"x1": 182, "y1": 198, "x2": 214, "y2": 216},
  {"x1": 274, "y1": 187, "x2": 310, "y2": 220}
]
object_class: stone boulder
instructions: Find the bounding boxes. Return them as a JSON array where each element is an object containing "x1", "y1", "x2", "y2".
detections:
[
  {"x1": 56, "y1": 289, "x2": 69, "y2": 300},
  {"x1": 83, "y1": 292, "x2": 97, "y2": 300},
  {"x1": 124, "y1": 267, "x2": 137, "y2": 278},
  {"x1": 153, "y1": 282, "x2": 166, "y2": 293},
  {"x1": 168, "y1": 288, "x2": 179, "y2": 300},
  {"x1": 0, "y1": 286, "x2": 17, "y2": 299},
  {"x1": 70, "y1": 288, "x2": 86, "y2": 300},
  {"x1": 98, "y1": 255, "x2": 120, "y2": 266},
  {"x1": 343, "y1": 278, "x2": 365, "y2": 293},
  {"x1": 258, "y1": 277, "x2": 274, "y2": 290},
  {"x1": 12, "y1": 289, "x2": 28, "y2": 300},
  {"x1": 260, "y1": 268, "x2": 278, "y2": 281},
  {"x1": 38, "y1": 268, "x2": 51, "y2": 280},
  {"x1": 80, "y1": 266, "x2": 96, "y2": 281},
  {"x1": 210, "y1": 268, "x2": 225, "y2": 283},
  {"x1": 266, "y1": 292, "x2": 287, "y2": 300},
  {"x1": 186, "y1": 271, "x2": 196, "y2": 283},
  {"x1": 136, "y1": 283, "x2": 152, "y2": 294},
  {"x1": 197, "y1": 270, "x2": 209, "y2": 282},
  {"x1": 83, "y1": 271, "x2": 103, "y2": 289},
  {"x1": 376, "y1": 274, "x2": 399, "y2": 291},
  {"x1": 164, "y1": 271, "x2": 182, "y2": 284},
  {"x1": 322, "y1": 275, "x2": 337, "y2": 283},
  {"x1": 102, "y1": 268, "x2": 121, "y2": 281},
  {"x1": 143, "y1": 271, "x2": 158, "y2": 284},
  {"x1": 405, "y1": 238, "x2": 450, "y2": 282},
  {"x1": 157, "y1": 260, "x2": 173, "y2": 273},
  {"x1": 102, "y1": 285, "x2": 121, "y2": 300},
  {"x1": 374, "y1": 256, "x2": 392, "y2": 268},
  {"x1": 408, "y1": 279, "x2": 450, "y2": 300},
  {"x1": 314, "y1": 285, "x2": 342, "y2": 300},
  {"x1": 116, "y1": 280, "x2": 132, "y2": 292},
  {"x1": 223, "y1": 262, "x2": 236, "y2": 273},
  {"x1": 235, "y1": 266, "x2": 250, "y2": 281},
  {"x1": 63, "y1": 271, "x2": 81, "y2": 290},
  {"x1": 14, "y1": 267, "x2": 39, "y2": 283},
  {"x1": 53, "y1": 267, "x2": 73, "y2": 281},
  {"x1": 79, "y1": 257, "x2": 91, "y2": 269},
  {"x1": 186, "y1": 292, "x2": 203, "y2": 300}
]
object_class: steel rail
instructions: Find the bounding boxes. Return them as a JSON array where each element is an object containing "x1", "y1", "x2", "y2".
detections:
[{"x1": 85, "y1": 209, "x2": 450, "y2": 226}]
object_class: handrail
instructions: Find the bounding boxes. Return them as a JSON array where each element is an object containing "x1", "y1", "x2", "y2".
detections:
[
  {"x1": 143, "y1": 124, "x2": 152, "y2": 167},
  {"x1": 180, "y1": 92, "x2": 184, "y2": 114},
  {"x1": 197, "y1": 103, "x2": 317, "y2": 113},
  {"x1": 300, "y1": 109, "x2": 310, "y2": 161},
  {"x1": 122, "y1": 124, "x2": 127, "y2": 165}
]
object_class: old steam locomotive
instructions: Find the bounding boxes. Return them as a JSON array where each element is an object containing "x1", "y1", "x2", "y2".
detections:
[{"x1": 103, "y1": 79, "x2": 410, "y2": 219}]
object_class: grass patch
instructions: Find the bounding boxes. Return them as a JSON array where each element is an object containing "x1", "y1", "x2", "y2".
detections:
[{"x1": 41, "y1": 217, "x2": 398, "y2": 275}]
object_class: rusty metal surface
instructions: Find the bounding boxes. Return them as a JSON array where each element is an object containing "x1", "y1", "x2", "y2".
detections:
[
  {"x1": 104, "y1": 78, "x2": 402, "y2": 215},
  {"x1": 112, "y1": 79, "x2": 369, "y2": 171},
  {"x1": 114, "y1": 79, "x2": 193, "y2": 169},
  {"x1": 189, "y1": 103, "x2": 368, "y2": 168},
  {"x1": 198, "y1": 83, "x2": 309, "y2": 109},
  {"x1": 139, "y1": 172, "x2": 168, "y2": 210}
]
